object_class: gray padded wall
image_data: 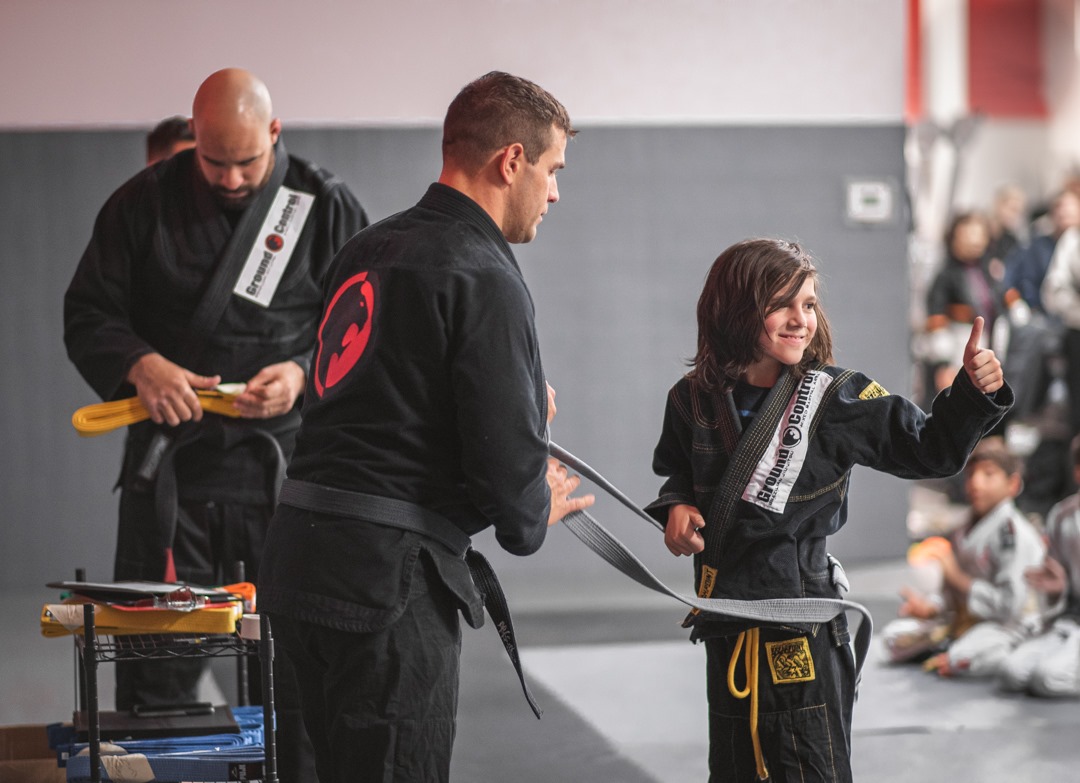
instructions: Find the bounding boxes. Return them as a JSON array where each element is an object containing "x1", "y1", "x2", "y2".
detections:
[{"x1": 0, "y1": 125, "x2": 909, "y2": 595}]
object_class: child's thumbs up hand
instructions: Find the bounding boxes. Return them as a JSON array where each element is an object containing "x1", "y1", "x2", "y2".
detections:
[{"x1": 962, "y1": 317, "x2": 1004, "y2": 393}]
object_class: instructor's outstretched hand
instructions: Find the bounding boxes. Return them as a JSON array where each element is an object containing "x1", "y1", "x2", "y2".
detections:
[
  {"x1": 546, "y1": 457, "x2": 595, "y2": 526},
  {"x1": 962, "y1": 316, "x2": 1004, "y2": 394}
]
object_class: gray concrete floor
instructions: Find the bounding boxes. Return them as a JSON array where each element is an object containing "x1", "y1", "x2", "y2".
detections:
[
  {"x1": 8, "y1": 558, "x2": 1080, "y2": 781},
  {"x1": 451, "y1": 560, "x2": 1080, "y2": 782}
]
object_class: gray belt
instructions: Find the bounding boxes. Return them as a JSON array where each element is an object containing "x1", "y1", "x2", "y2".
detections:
[{"x1": 548, "y1": 442, "x2": 874, "y2": 683}]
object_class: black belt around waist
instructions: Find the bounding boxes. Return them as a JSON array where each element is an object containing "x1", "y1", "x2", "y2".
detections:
[
  {"x1": 277, "y1": 478, "x2": 543, "y2": 718},
  {"x1": 279, "y1": 479, "x2": 471, "y2": 555}
]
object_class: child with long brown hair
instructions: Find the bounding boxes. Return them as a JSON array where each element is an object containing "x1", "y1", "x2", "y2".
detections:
[{"x1": 647, "y1": 238, "x2": 1012, "y2": 782}]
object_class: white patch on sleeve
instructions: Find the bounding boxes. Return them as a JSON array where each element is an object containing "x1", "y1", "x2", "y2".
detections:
[{"x1": 742, "y1": 371, "x2": 833, "y2": 513}]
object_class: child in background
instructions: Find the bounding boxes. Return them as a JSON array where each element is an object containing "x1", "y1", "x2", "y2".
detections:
[
  {"x1": 647, "y1": 238, "x2": 1012, "y2": 783},
  {"x1": 883, "y1": 438, "x2": 1045, "y2": 677},
  {"x1": 1000, "y1": 434, "x2": 1080, "y2": 696}
]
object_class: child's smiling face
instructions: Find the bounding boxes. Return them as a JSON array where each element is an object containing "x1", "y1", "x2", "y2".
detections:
[{"x1": 748, "y1": 276, "x2": 818, "y2": 386}]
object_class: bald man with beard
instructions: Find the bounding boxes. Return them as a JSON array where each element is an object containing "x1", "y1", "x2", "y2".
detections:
[{"x1": 64, "y1": 68, "x2": 368, "y2": 780}]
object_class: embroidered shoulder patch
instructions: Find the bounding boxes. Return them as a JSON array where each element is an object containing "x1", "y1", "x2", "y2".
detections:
[
  {"x1": 765, "y1": 637, "x2": 816, "y2": 684},
  {"x1": 859, "y1": 381, "x2": 889, "y2": 400}
]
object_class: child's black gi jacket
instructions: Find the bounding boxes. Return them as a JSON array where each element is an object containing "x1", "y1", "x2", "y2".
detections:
[{"x1": 647, "y1": 364, "x2": 1012, "y2": 640}]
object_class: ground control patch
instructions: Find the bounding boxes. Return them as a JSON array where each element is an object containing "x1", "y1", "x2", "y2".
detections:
[{"x1": 765, "y1": 637, "x2": 816, "y2": 684}]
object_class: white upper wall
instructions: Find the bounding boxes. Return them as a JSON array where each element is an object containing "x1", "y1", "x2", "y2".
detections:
[{"x1": 0, "y1": 0, "x2": 905, "y2": 128}]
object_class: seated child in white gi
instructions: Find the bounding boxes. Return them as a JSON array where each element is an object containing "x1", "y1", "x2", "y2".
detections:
[
  {"x1": 999, "y1": 434, "x2": 1080, "y2": 696},
  {"x1": 883, "y1": 437, "x2": 1046, "y2": 676}
]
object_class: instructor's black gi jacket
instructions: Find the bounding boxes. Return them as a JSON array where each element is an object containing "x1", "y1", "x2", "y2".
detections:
[{"x1": 260, "y1": 184, "x2": 552, "y2": 632}]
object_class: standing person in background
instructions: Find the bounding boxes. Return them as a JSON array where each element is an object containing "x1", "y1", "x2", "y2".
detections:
[
  {"x1": 146, "y1": 115, "x2": 195, "y2": 166},
  {"x1": 1004, "y1": 189, "x2": 1080, "y2": 315},
  {"x1": 1043, "y1": 211, "x2": 1080, "y2": 439},
  {"x1": 258, "y1": 71, "x2": 594, "y2": 783},
  {"x1": 64, "y1": 67, "x2": 369, "y2": 781},
  {"x1": 924, "y1": 211, "x2": 1005, "y2": 397},
  {"x1": 1000, "y1": 189, "x2": 1080, "y2": 519},
  {"x1": 986, "y1": 183, "x2": 1026, "y2": 273},
  {"x1": 647, "y1": 238, "x2": 1011, "y2": 783}
]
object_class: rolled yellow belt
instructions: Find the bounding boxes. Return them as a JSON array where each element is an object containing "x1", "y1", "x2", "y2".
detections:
[{"x1": 72, "y1": 386, "x2": 245, "y2": 437}]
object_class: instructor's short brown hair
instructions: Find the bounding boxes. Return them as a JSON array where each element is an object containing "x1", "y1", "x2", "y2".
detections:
[
  {"x1": 442, "y1": 71, "x2": 575, "y2": 172},
  {"x1": 146, "y1": 115, "x2": 194, "y2": 164}
]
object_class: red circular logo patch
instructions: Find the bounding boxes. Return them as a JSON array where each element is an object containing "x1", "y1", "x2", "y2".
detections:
[
  {"x1": 313, "y1": 271, "x2": 377, "y2": 398},
  {"x1": 265, "y1": 234, "x2": 284, "y2": 252}
]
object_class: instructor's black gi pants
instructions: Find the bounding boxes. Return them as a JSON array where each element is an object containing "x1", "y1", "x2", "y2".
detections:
[{"x1": 270, "y1": 553, "x2": 463, "y2": 783}]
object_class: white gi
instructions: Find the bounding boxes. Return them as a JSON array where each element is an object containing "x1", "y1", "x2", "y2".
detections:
[
  {"x1": 1042, "y1": 227, "x2": 1080, "y2": 331},
  {"x1": 884, "y1": 499, "x2": 1045, "y2": 676},
  {"x1": 999, "y1": 492, "x2": 1080, "y2": 696}
]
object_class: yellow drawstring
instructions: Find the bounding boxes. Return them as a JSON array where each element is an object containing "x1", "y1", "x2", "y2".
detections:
[
  {"x1": 71, "y1": 390, "x2": 242, "y2": 436},
  {"x1": 727, "y1": 627, "x2": 768, "y2": 781}
]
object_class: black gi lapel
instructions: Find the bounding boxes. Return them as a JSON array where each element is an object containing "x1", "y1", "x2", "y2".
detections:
[
  {"x1": 692, "y1": 364, "x2": 856, "y2": 603},
  {"x1": 681, "y1": 372, "x2": 799, "y2": 619},
  {"x1": 688, "y1": 380, "x2": 742, "y2": 458},
  {"x1": 700, "y1": 368, "x2": 802, "y2": 572},
  {"x1": 178, "y1": 139, "x2": 290, "y2": 367}
]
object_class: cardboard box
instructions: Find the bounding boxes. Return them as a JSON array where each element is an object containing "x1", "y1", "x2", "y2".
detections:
[{"x1": 0, "y1": 724, "x2": 66, "y2": 783}]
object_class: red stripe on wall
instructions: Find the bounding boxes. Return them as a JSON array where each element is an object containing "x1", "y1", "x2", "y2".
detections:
[
  {"x1": 968, "y1": 0, "x2": 1046, "y2": 118},
  {"x1": 906, "y1": 0, "x2": 922, "y2": 123}
]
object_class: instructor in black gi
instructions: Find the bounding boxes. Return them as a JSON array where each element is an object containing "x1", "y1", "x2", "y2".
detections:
[
  {"x1": 258, "y1": 71, "x2": 595, "y2": 782},
  {"x1": 64, "y1": 68, "x2": 368, "y2": 781}
]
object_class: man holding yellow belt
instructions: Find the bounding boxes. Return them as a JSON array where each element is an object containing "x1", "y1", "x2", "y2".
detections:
[{"x1": 63, "y1": 67, "x2": 367, "y2": 781}]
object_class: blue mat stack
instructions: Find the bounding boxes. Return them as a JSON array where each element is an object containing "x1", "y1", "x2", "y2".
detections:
[{"x1": 49, "y1": 706, "x2": 268, "y2": 782}]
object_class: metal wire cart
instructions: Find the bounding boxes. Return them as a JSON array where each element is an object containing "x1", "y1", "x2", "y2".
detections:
[{"x1": 50, "y1": 583, "x2": 278, "y2": 783}]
